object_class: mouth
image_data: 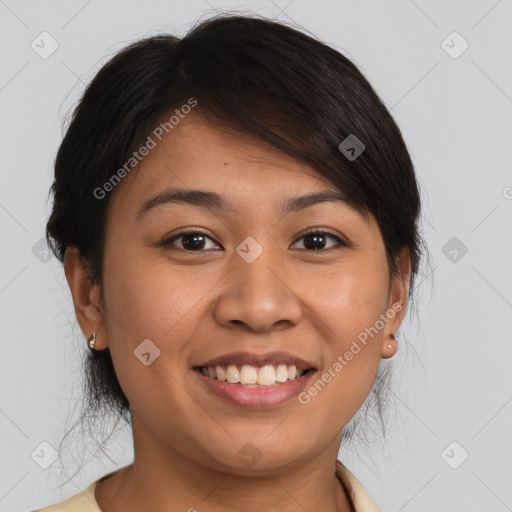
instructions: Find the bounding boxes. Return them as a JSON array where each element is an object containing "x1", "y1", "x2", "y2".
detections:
[
  {"x1": 192, "y1": 351, "x2": 316, "y2": 409},
  {"x1": 193, "y1": 364, "x2": 313, "y2": 387}
]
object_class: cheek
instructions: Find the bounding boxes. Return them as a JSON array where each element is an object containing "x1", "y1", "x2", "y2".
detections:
[
  {"x1": 302, "y1": 257, "x2": 389, "y2": 409},
  {"x1": 103, "y1": 251, "x2": 211, "y2": 343},
  {"x1": 319, "y1": 261, "x2": 389, "y2": 350},
  {"x1": 100, "y1": 251, "x2": 209, "y2": 417}
]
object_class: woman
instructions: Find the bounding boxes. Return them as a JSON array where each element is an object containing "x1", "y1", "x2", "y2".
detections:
[{"x1": 37, "y1": 13, "x2": 425, "y2": 511}]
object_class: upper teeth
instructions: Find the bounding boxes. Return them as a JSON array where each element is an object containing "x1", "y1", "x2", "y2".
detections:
[{"x1": 199, "y1": 364, "x2": 306, "y2": 387}]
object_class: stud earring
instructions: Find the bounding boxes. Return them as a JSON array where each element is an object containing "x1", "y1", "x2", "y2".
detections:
[
  {"x1": 88, "y1": 332, "x2": 96, "y2": 350},
  {"x1": 386, "y1": 333, "x2": 396, "y2": 350}
]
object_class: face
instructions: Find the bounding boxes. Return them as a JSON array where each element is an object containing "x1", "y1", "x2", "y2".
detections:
[{"x1": 68, "y1": 113, "x2": 409, "y2": 475}]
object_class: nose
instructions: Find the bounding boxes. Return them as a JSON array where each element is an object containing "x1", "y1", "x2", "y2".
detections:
[{"x1": 213, "y1": 246, "x2": 303, "y2": 333}]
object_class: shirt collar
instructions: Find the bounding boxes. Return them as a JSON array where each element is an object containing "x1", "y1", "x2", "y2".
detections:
[{"x1": 335, "y1": 460, "x2": 381, "y2": 511}]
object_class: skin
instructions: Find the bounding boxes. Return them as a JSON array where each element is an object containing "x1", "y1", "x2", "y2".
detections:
[{"x1": 65, "y1": 112, "x2": 410, "y2": 512}]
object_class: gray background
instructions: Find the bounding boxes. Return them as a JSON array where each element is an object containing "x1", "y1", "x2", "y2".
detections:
[{"x1": 1, "y1": 0, "x2": 511, "y2": 510}]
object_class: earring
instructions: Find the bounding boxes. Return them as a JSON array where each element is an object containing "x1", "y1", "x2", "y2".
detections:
[
  {"x1": 386, "y1": 333, "x2": 396, "y2": 350},
  {"x1": 88, "y1": 332, "x2": 96, "y2": 350}
]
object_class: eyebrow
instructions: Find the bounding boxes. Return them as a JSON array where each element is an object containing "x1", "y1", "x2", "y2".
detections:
[{"x1": 136, "y1": 187, "x2": 364, "y2": 219}]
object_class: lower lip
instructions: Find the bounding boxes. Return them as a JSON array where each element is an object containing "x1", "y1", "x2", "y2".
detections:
[{"x1": 194, "y1": 369, "x2": 315, "y2": 409}]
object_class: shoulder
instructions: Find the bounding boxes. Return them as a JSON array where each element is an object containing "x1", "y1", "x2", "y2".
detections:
[
  {"x1": 33, "y1": 481, "x2": 101, "y2": 512},
  {"x1": 335, "y1": 460, "x2": 381, "y2": 512}
]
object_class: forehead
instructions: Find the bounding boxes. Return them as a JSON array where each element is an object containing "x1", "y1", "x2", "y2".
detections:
[
  {"x1": 107, "y1": 113, "x2": 366, "y2": 223},
  {"x1": 151, "y1": 114, "x2": 324, "y2": 180}
]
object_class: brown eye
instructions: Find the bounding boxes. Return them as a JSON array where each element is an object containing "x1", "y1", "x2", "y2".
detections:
[
  {"x1": 162, "y1": 231, "x2": 221, "y2": 251},
  {"x1": 292, "y1": 230, "x2": 347, "y2": 251}
]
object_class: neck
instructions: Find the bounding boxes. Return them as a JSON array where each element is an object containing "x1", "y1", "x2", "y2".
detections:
[{"x1": 95, "y1": 411, "x2": 354, "y2": 512}]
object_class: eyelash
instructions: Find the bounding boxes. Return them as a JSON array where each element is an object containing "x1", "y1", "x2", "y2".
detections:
[{"x1": 161, "y1": 228, "x2": 348, "y2": 252}]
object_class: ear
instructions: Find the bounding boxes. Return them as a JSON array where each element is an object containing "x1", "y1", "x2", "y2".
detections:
[
  {"x1": 64, "y1": 246, "x2": 107, "y2": 350},
  {"x1": 381, "y1": 247, "x2": 411, "y2": 359}
]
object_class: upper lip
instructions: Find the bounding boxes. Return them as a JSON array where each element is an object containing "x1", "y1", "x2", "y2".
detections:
[{"x1": 196, "y1": 351, "x2": 316, "y2": 370}]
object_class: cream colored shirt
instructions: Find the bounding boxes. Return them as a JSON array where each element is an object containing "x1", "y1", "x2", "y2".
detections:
[{"x1": 34, "y1": 461, "x2": 380, "y2": 511}]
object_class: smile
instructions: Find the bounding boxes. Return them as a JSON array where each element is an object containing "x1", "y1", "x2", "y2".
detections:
[
  {"x1": 193, "y1": 365, "x2": 315, "y2": 409},
  {"x1": 195, "y1": 364, "x2": 309, "y2": 387}
]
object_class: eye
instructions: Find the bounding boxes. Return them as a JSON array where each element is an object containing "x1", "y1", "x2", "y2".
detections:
[
  {"x1": 291, "y1": 229, "x2": 347, "y2": 251},
  {"x1": 161, "y1": 230, "x2": 222, "y2": 251},
  {"x1": 161, "y1": 228, "x2": 348, "y2": 252}
]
